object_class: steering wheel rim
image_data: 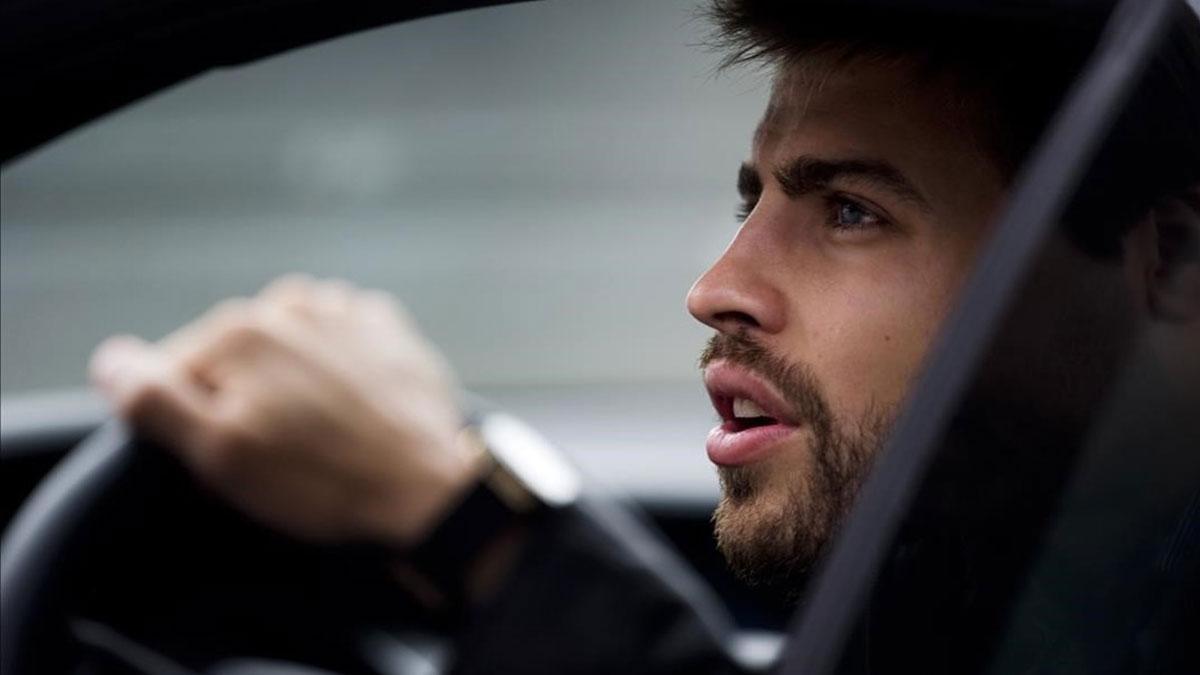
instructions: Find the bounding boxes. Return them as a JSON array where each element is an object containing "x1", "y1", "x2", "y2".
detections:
[
  {"x1": 0, "y1": 395, "x2": 509, "y2": 675},
  {"x1": 1, "y1": 420, "x2": 444, "y2": 675},
  {"x1": 1, "y1": 420, "x2": 140, "y2": 675}
]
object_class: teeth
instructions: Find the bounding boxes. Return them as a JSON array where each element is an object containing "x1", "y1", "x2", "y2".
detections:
[{"x1": 733, "y1": 397, "x2": 769, "y2": 419}]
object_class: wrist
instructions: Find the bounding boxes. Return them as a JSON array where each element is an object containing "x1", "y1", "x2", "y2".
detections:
[
  {"x1": 390, "y1": 521, "x2": 527, "y2": 612},
  {"x1": 390, "y1": 429, "x2": 488, "y2": 547},
  {"x1": 392, "y1": 413, "x2": 580, "y2": 615}
]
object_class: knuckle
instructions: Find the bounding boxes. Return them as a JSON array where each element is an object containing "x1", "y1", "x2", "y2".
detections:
[
  {"x1": 273, "y1": 291, "x2": 315, "y2": 312},
  {"x1": 311, "y1": 278, "x2": 355, "y2": 314},
  {"x1": 276, "y1": 300, "x2": 315, "y2": 321},
  {"x1": 256, "y1": 306, "x2": 304, "y2": 343},
  {"x1": 317, "y1": 277, "x2": 354, "y2": 294},
  {"x1": 262, "y1": 273, "x2": 315, "y2": 299},
  {"x1": 223, "y1": 313, "x2": 276, "y2": 349},
  {"x1": 209, "y1": 297, "x2": 251, "y2": 323},
  {"x1": 261, "y1": 281, "x2": 326, "y2": 318},
  {"x1": 266, "y1": 299, "x2": 314, "y2": 328}
]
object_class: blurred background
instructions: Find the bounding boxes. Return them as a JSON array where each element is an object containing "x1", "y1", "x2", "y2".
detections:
[{"x1": 1, "y1": 0, "x2": 768, "y2": 503}]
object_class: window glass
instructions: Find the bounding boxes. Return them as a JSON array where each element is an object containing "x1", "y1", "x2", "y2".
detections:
[
  {"x1": 0, "y1": 0, "x2": 767, "y2": 501},
  {"x1": 811, "y1": 7, "x2": 1200, "y2": 672}
]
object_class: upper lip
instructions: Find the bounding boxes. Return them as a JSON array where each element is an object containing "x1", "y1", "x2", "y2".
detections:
[{"x1": 703, "y1": 360, "x2": 799, "y2": 427}]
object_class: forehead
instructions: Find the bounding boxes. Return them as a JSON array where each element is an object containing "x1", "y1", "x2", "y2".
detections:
[
  {"x1": 752, "y1": 57, "x2": 1005, "y2": 211},
  {"x1": 757, "y1": 57, "x2": 964, "y2": 156}
]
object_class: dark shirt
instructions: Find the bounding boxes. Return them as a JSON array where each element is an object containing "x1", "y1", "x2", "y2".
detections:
[{"x1": 450, "y1": 496, "x2": 747, "y2": 675}]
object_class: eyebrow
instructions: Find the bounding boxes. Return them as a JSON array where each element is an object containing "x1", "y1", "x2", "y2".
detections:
[{"x1": 738, "y1": 156, "x2": 933, "y2": 213}]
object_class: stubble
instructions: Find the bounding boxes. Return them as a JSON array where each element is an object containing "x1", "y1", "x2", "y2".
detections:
[{"x1": 700, "y1": 333, "x2": 888, "y2": 596}]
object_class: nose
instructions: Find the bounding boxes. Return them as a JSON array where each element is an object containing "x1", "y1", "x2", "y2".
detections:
[{"x1": 687, "y1": 225, "x2": 788, "y2": 336}]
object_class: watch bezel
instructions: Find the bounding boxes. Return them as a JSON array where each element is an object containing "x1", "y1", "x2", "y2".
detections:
[{"x1": 475, "y1": 412, "x2": 582, "y2": 508}]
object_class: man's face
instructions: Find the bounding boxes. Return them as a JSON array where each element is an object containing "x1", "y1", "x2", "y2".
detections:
[{"x1": 687, "y1": 57, "x2": 1008, "y2": 590}]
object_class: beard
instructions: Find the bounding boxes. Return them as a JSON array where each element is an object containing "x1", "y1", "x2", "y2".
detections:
[{"x1": 700, "y1": 333, "x2": 889, "y2": 598}]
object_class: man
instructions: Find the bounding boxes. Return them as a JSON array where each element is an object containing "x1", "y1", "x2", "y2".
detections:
[{"x1": 87, "y1": 0, "x2": 1200, "y2": 672}]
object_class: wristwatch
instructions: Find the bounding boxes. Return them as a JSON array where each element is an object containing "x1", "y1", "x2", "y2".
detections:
[{"x1": 407, "y1": 411, "x2": 581, "y2": 610}]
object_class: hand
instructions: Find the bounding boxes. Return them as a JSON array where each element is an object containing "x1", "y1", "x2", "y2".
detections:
[{"x1": 89, "y1": 275, "x2": 477, "y2": 547}]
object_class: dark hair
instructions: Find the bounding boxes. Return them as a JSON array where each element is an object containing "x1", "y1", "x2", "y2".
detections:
[{"x1": 707, "y1": 0, "x2": 1200, "y2": 257}]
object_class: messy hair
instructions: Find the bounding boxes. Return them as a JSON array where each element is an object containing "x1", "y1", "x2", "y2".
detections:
[{"x1": 707, "y1": 0, "x2": 1200, "y2": 257}]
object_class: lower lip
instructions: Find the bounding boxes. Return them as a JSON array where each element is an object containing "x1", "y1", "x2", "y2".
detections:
[{"x1": 706, "y1": 421, "x2": 800, "y2": 466}]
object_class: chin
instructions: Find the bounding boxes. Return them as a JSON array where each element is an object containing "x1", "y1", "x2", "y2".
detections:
[{"x1": 712, "y1": 464, "x2": 831, "y2": 595}]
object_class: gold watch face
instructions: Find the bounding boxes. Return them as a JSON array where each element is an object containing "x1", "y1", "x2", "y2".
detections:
[{"x1": 478, "y1": 413, "x2": 582, "y2": 508}]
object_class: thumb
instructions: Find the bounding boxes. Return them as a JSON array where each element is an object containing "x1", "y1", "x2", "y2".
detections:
[{"x1": 90, "y1": 335, "x2": 211, "y2": 449}]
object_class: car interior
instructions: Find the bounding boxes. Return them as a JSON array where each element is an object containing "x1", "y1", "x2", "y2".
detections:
[
  {"x1": 2, "y1": 1, "x2": 789, "y2": 671},
  {"x1": 2, "y1": 0, "x2": 1197, "y2": 674}
]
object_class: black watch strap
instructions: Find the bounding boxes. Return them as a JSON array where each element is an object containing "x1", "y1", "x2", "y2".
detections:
[
  {"x1": 403, "y1": 414, "x2": 580, "y2": 618},
  {"x1": 406, "y1": 444, "x2": 538, "y2": 614}
]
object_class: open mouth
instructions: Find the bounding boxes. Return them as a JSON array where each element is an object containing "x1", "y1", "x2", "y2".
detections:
[
  {"x1": 703, "y1": 361, "x2": 802, "y2": 466},
  {"x1": 721, "y1": 396, "x2": 782, "y2": 431}
]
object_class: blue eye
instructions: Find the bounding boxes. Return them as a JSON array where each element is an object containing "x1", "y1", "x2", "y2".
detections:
[{"x1": 828, "y1": 197, "x2": 883, "y2": 230}]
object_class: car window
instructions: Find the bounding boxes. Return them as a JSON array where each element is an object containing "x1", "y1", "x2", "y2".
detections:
[
  {"x1": 0, "y1": 0, "x2": 767, "y2": 502},
  {"x1": 775, "y1": 1, "x2": 1200, "y2": 672},
  {"x1": 6, "y1": 1, "x2": 1196, "y2": 672}
]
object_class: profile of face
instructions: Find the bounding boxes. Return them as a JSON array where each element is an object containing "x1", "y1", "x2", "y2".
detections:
[
  {"x1": 689, "y1": 49, "x2": 1198, "y2": 594},
  {"x1": 688, "y1": 57, "x2": 1010, "y2": 591}
]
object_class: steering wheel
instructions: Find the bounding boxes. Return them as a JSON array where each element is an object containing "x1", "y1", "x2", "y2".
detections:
[{"x1": 1, "y1": 421, "x2": 446, "y2": 675}]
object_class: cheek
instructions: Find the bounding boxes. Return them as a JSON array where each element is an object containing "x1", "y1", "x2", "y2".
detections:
[{"x1": 801, "y1": 249, "x2": 974, "y2": 421}]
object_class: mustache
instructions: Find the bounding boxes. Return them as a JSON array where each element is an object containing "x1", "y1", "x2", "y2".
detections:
[{"x1": 699, "y1": 332, "x2": 832, "y2": 434}]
